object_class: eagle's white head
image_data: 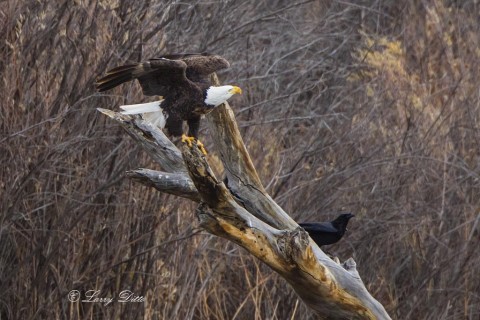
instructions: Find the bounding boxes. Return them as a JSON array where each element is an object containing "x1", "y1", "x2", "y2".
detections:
[{"x1": 204, "y1": 85, "x2": 242, "y2": 107}]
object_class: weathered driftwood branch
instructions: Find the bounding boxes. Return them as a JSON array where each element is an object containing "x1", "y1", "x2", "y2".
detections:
[
  {"x1": 126, "y1": 168, "x2": 200, "y2": 202},
  {"x1": 206, "y1": 74, "x2": 298, "y2": 230},
  {"x1": 98, "y1": 79, "x2": 391, "y2": 319},
  {"x1": 182, "y1": 144, "x2": 389, "y2": 319},
  {"x1": 97, "y1": 108, "x2": 187, "y2": 173}
]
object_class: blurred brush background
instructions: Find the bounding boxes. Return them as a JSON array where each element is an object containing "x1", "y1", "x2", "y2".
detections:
[{"x1": 1, "y1": 0, "x2": 479, "y2": 319}]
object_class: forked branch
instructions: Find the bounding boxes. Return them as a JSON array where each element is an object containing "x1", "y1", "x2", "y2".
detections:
[{"x1": 98, "y1": 78, "x2": 391, "y2": 319}]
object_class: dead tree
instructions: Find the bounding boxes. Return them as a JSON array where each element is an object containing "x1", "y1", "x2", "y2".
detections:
[{"x1": 98, "y1": 75, "x2": 391, "y2": 320}]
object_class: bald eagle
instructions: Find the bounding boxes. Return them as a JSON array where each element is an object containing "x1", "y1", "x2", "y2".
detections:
[{"x1": 96, "y1": 53, "x2": 241, "y2": 154}]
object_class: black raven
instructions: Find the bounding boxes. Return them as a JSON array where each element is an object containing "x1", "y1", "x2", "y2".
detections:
[{"x1": 299, "y1": 213, "x2": 354, "y2": 246}]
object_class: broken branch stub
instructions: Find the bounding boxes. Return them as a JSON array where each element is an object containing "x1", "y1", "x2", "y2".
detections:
[{"x1": 206, "y1": 74, "x2": 298, "y2": 230}]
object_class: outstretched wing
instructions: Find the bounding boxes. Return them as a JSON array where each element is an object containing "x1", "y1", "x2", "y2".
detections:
[
  {"x1": 96, "y1": 58, "x2": 189, "y2": 96},
  {"x1": 164, "y1": 53, "x2": 230, "y2": 82},
  {"x1": 160, "y1": 52, "x2": 208, "y2": 60},
  {"x1": 96, "y1": 53, "x2": 230, "y2": 94}
]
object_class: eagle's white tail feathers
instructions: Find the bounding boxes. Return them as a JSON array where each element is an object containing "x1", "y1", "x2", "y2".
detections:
[
  {"x1": 120, "y1": 101, "x2": 162, "y2": 114},
  {"x1": 119, "y1": 100, "x2": 166, "y2": 129},
  {"x1": 142, "y1": 111, "x2": 166, "y2": 128}
]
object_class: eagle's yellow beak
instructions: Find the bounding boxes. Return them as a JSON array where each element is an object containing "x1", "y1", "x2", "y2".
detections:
[{"x1": 230, "y1": 86, "x2": 242, "y2": 95}]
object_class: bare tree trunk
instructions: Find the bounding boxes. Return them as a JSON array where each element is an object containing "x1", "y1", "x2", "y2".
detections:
[{"x1": 97, "y1": 76, "x2": 391, "y2": 320}]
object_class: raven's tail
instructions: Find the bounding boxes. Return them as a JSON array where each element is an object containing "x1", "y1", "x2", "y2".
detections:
[
  {"x1": 95, "y1": 64, "x2": 138, "y2": 92},
  {"x1": 119, "y1": 100, "x2": 166, "y2": 129}
]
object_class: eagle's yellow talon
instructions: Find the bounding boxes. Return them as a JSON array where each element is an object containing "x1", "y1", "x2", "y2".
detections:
[
  {"x1": 181, "y1": 134, "x2": 195, "y2": 148},
  {"x1": 197, "y1": 140, "x2": 208, "y2": 155},
  {"x1": 181, "y1": 134, "x2": 207, "y2": 155}
]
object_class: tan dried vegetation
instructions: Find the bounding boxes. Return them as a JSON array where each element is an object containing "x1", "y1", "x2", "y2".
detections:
[{"x1": 1, "y1": 0, "x2": 479, "y2": 319}]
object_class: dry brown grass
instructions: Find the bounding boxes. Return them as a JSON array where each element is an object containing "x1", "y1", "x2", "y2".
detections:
[{"x1": 1, "y1": 0, "x2": 479, "y2": 319}]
